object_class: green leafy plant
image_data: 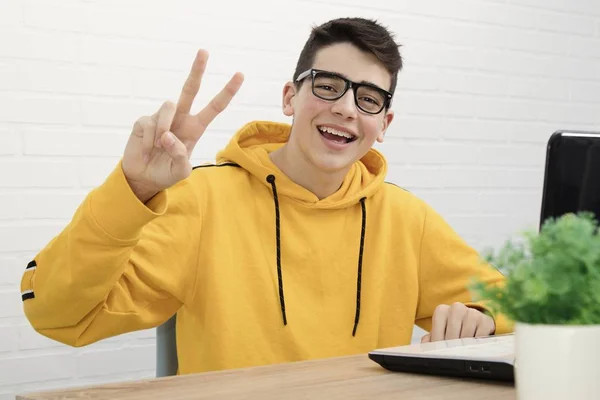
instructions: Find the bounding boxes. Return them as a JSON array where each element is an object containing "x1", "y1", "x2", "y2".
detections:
[{"x1": 471, "y1": 212, "x2": 600, "y2": 325}]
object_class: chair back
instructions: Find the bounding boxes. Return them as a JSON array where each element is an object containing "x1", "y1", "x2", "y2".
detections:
[{"x1": 156, "y1": 314, "x2": 178, "y2": 377}]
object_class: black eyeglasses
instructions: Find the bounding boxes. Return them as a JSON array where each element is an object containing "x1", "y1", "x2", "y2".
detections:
[{"x1": 295, "y1": 68, "x2": 392, "y2": 115}]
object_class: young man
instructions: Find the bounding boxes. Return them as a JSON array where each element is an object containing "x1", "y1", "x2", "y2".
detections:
[{"x1": 21, "y1": 18, "x2": 511, "y2": 374}]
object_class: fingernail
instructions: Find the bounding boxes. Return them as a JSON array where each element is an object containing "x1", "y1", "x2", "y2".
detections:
[{"x1": 164, "y1": 131, "x2": 175, "y2": 146}]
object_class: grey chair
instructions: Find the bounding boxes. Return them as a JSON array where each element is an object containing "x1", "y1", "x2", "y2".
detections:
[{"x1": 156, "y1": 314, "x2": 179, "y2": 377}]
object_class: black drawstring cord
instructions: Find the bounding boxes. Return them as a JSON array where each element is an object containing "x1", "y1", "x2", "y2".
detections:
[
  {"x1": 265, "y1": 174, "x2": 366, "y2": 335},
  {"x1": 352, "y1": 197, "x2": 367, "y2": 337},
  {"x1": 266, "y1": 174, "x2": 287, "y2": 326}
]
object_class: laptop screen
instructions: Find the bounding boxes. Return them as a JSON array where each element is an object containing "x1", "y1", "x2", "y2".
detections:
[{"x1": 540, "y1": 131, "x2": 600, "y2": 228}]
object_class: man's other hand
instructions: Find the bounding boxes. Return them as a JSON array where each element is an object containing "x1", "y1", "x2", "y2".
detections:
[{"x1": 421, "y1": 302, "x2": 495, "y2": 343}]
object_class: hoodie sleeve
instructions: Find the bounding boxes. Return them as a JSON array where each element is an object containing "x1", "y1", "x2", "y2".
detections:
[
  {"x1": 414, "y1": 204, "x2": 513, "y2": 335},
  {"x1": 20, "y1": 162, "x2": 202, "y2": 347}
]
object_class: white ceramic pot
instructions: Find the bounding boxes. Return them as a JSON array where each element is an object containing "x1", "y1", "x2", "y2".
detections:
[{"x1": 515, "y1": 322, "x2": 600, "y2": 400}]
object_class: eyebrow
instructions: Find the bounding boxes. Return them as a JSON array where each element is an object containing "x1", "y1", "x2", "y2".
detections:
[{"x1": 330, "y1": 70, "x2": 384, "y2": 90}]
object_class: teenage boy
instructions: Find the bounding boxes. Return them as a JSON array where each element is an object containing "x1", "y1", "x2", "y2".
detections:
[{"x1": 21, "y1": 17, "x2": 510, "y2": 374}]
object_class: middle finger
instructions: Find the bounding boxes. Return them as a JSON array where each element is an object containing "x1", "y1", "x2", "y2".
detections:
[{"x1": 445, "y1": 304, "x2": 468, "y2": 340}]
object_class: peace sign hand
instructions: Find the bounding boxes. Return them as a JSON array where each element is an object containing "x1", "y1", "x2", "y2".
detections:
[{"x1": 122, "y1": 49, "x2": 244, "y2": 203}]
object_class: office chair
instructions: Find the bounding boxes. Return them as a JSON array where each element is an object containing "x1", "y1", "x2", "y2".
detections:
[{"x1": 156, "y1": 314, "x2": 178, "y2": 377}]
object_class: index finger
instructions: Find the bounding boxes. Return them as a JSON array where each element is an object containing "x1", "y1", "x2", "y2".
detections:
[
  {"x1": 430, "y1": 305, "x2": 449, "y2": 342},
  {"x1": 177, "y1": 49, "x2": 209, "y2": 115}
]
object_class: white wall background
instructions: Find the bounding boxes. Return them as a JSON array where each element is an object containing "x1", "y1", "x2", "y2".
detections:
[{"x1": 1, "y1": 0, "x2": 600, "y2": 398}]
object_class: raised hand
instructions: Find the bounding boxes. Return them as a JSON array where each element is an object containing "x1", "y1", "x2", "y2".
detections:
[{"x1": 122, "y1": 49, "x2": 244, "y2": 203}]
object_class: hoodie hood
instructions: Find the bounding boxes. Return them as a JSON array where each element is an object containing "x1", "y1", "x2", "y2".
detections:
[{"x1": 216, "y1": 120, "x2": 388, "y2": 209}]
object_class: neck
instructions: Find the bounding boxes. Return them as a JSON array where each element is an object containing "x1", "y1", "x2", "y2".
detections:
[{"x1": 269, "y1": 144, "x2": 349, "y2": 200}]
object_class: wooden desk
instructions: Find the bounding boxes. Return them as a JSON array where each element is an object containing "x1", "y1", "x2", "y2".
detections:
[{"x1": 17, "y1": 354, "x2": 515, "y2": 399}]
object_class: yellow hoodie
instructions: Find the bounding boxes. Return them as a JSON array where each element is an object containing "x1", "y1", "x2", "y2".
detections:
[{"x1": 21, "y1": 121, "x2": 511, "y2": 374}]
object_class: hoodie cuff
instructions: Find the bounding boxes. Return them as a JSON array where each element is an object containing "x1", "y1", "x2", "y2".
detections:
[
  {"x1": 488, "y1": 311, "x2": 515, "y2": 335},
  {"x1": 88, "y1": 161, "x2": 167, "y2": 241},
  {"x1": 465, "y1": 302, "x2": 515, "y2": 335}
]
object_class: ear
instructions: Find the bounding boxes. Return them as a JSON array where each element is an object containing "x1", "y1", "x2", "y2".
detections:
[
  {"x1": 376, "y1": 109, "x2": 394, "y2": 143},
  {"x1": 282, "y1": 82, "x2": 297, "y2": 117}
]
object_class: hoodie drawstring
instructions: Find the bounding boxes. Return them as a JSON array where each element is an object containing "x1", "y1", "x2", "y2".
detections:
[
  {"x1": 353, "y1": 197, "x2": 367, "y2": 337},
  {"x1": 266, "y1": 174, "x2": 287, "y2": 326},
  {"x1": 266, "y1": 175, "x2": 367, "y2": 336}
]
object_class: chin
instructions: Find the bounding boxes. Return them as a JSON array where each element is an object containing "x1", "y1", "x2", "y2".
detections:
[{"x1": 309, "y1": 154, "x2": 356, "y2": 174}]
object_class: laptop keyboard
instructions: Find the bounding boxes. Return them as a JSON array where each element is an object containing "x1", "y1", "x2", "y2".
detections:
[{"x1": 425, "y1": 336, "x2": 515, "y2": 358}]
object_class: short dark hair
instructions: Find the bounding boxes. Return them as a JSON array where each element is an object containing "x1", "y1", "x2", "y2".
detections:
[{"x1": 293, "y1": 17, "x2": 403, "y2": 98}]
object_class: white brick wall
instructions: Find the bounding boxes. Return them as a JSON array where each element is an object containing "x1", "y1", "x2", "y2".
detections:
[{"x1": 1, "y1": 0, "x2": 600, "y2": 397}]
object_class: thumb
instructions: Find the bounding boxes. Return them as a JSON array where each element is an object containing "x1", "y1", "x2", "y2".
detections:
[
  {"x1": 421, "y1": 334, "x2": 431, "y2": 343},
  {"x1": 161, "y1": 131, "x2": 191, "y2": 181}
]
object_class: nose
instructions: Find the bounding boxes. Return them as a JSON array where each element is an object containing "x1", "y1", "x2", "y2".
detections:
[{"x1": 330, "y1": 88, "x2": 358, "y2": 119}]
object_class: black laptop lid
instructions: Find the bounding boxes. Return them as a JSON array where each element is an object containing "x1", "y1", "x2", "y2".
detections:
[{"x1": 540, "y1": 130, "x2": 600, "y2": 229}]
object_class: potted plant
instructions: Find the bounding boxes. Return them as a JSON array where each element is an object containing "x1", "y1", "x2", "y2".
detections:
[{"x1": 471, "y1": 212, "x2": 600, "y2": 399}]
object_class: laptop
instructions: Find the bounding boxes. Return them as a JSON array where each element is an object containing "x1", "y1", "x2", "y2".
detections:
[
  {"x1": 368, "y1": 334, "x2": 516, "y2": 381},
  {"x1": 539, "y1": 130, "x2": 600, "y2": 229},
  {"x1": 368, "y1": 129, "x2": 600, "y2": 382}
]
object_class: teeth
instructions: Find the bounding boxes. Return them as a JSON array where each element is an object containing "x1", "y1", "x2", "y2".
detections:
[{"x1": 318, "y1": 126, "x2": 353, "y2": 139}]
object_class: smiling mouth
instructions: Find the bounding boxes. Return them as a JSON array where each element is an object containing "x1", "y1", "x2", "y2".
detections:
[{"x1": 317, "y1": 126, "x2": 357, "y2": 144}]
